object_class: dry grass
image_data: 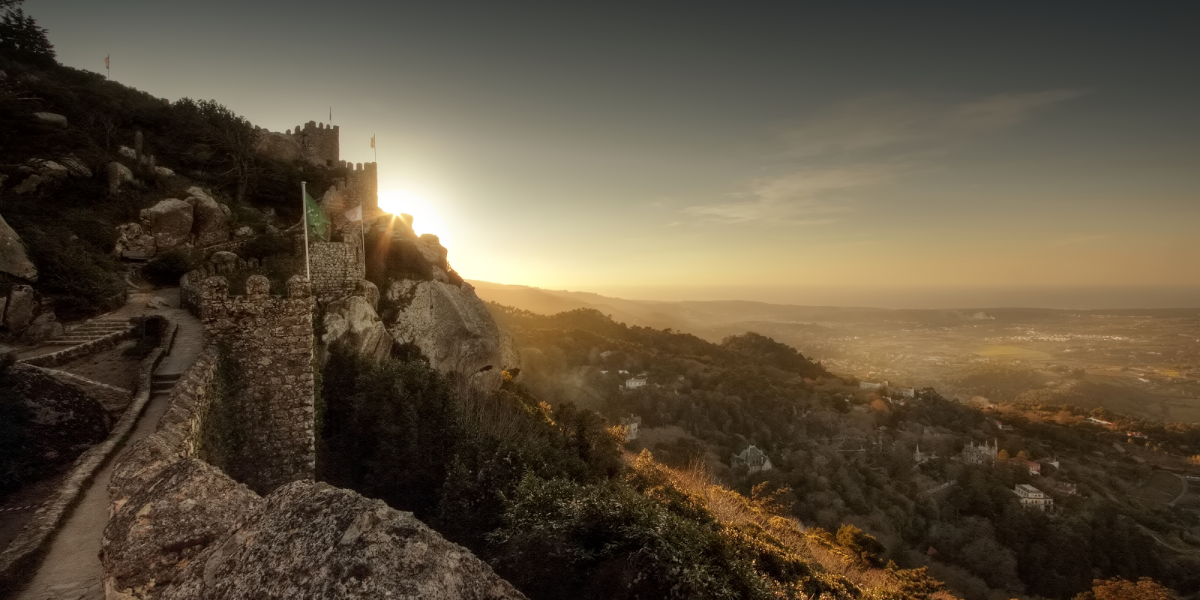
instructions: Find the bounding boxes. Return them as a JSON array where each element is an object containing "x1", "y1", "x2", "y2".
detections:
[{"x1": 625, "y1": 451, "x2": 959, "y2": 600}]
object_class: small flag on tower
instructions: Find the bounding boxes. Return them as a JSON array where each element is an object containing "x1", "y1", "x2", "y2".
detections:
[
  {"x1": 105, "y1": 55, "x2": 109, "y2": 69},
  {"x1": 370, "y1": 135, "x2": 375, "y2": 149},
  {"x1": 344, "y1": 204, "x2": 362, "y2": 223}
]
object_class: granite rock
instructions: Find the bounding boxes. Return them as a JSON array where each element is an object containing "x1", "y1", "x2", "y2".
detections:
[
  {"x1": 140, "y1": 198, "x2": 194, "y2": 249},
  {"x1": 0, "y1": 212, "x2": 38, "y2": 281}
]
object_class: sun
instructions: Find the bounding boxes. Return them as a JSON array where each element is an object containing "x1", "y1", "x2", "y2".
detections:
[{"x1": 378, "y1": 190, "x2": 451, "y2": 246}]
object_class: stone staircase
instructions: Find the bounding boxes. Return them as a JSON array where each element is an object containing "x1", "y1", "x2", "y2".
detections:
[
  {"x1": 45, "y1": 317, "x2": 133, "y2": 347},
  {"x1": 150, "y1": 371, "x2": 183, "y2": 400}
]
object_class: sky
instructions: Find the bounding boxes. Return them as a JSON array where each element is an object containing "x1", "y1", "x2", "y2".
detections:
[{"x1": 28, "y1": 1, "x2": 1200, "y2": 307}]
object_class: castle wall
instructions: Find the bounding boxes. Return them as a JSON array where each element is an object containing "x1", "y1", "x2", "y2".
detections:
[
  {"x1": 342, "y1": 161, "x2": 378, "y2": 214},
  {"x1": 199, "y1": 274, "x2": 315, "y2": 493},
  {"x1": 309, "y1": 241, "x2": 364, "y2": 302},
  {"x1": 285, "y1": 121, "x2": 339, "y2": 167}
]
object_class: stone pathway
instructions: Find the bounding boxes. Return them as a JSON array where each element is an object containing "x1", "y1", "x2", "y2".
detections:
[
  {"x1": 44, "y1": 318, "x2": 134, "y2": 347},
  {"x1": 12, "y1": 289, "x2": 204, "y2": 600}
]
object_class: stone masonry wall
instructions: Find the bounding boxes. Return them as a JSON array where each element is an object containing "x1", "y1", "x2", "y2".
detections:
[
  {"x1": 309, "y1": 241, "x2": 364, "y2": 302},
  {"x1": 344, "y1": 161, "x2": 378, "y2": 214},
  {"x1": 285, "y1": 121, "x2": 339, "y2": 167},
  {"x1": 199, "y1": 274, "x2": 315, "y2": 494}
]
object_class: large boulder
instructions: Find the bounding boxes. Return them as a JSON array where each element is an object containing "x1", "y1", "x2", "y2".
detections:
[
  {"x1": 323, "y1": 294, "x2": 392, "y2": 363},
  {"x1": 140, "y1": 198, "x2": 194, "y2": 250},
  {"x1": 103, "y1": 458, "x2": 526, "y2": 600},
  {"x1": 108, "y1": 161, "x2": 134, "y2": 194},
  {"x1": 6, "y1": 363, "x2": 110, "y2": 468},
  {"x1": 20, "y1": 311, "x2": 63, "y2": 344},
  {"x1": 254, "y1": 131, "x2": 303, "y2": 162},
  {"x1": 13, "y1": 174, "x2": 44, "y2": 194},
  {"x1": 114, "y1": 222, "x2": 156, "y2": 259},
  {"x1": 0, "y1": 212, "x2": 38, "y2": 281},
  {"x1": 4, "y1": 284, "x2": 36, "y2": 332},
  {"x1": 59, "y1": 154, "x2": 93, "y2": 177},
  {"x1": 32, "y1": 112, "x2": 67, "y2": 129},
  {"x1": 383, "y1": 279, "x2": 506, "y2": 374},
  {"x1": 186, "y1": 187, "x2": 230, "y2": 246}
]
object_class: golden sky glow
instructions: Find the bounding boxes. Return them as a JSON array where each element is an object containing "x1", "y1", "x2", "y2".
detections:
[{"x1": 36, "y1": 2, "x2": 1200, "y2": 306}]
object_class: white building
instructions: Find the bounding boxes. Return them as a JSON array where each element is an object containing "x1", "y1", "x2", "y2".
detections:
[
  {"x1": 619, "y1": 415, "x2": 642, "y2": 441},
  {"x1": 625, "y1": 376, "x2": 647, "y2": 389},
  {"x1": 732, "y1": 445, "x2": 774, "y2": 474},
  {"x1": 1014, "y1": 484, "x2": 1053, "y2": 511},
  {"x1": 860, "y1": 380, "x2": 888, "y2": 390}
]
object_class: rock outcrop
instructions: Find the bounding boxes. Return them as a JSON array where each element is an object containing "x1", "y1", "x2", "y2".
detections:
[
  {"x1": 103, "y1": 454, "x2": 525, "y2": 600},
  {"x1": 384, "y1": 279, "x2": 507, "y2": 374},
  {"x1": 6, "y1": 362, "x2": 110, "y2": 470},
  {"x1": 114, "y1": 222, "x2": 156, "y2": 259},
  {"x1": 108, "y1": 161, "x2": 134, "y2": 195},
  {"x1": 20, "y1": 312, "x2": 63, "y2": 344},
  {"x1": 254, "y1": 131, "x2": 303, "y2": 162},
  {"x1": 0, "y1": 212, "x2": 38, "y2": 281},
  {"x1": 4, "y1": 284, "x2": 36, "y2": 331},
  {"x1": 140, "y1": 199, "x2": 194, "y2": 250},
  {"x1": 186, "y1": 187, "x2": 230, "y2": 246},
  {"x1": 32, "y1": 112, "x2": 67, "y2": 129},
  {"x1": 322, "y1": 293, "x2": 392, "y2": 363}
]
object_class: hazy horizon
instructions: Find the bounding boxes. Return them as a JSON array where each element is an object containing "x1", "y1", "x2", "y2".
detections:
[{"x1": 475, "y1": 280, "x2": 1200, "y2": 311}]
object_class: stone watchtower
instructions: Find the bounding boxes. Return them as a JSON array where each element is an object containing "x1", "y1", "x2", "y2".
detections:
[
  {"x1": 286, "y1": 121, "x2": 340, "y2": 167},
  {"x1": 200, "y1": 274, "x2": 315, "y2": 493}
]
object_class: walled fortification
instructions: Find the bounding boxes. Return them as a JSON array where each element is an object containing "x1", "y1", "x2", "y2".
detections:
[
  {"x1": 342, "y1": 161, "x2": 378, "y2": 214},
  {"x1": 284, "y1": 121, "x2": 339, "y2": 167},
  {"x1": 199, "y1": 274, "x2": 314, "y2": 493},
  {"x1": 100, "y1": 323, "x2": 524, "y2": 599},
  {"x1": 309, "y1": 241, "x2": 364, "y2": 302}
]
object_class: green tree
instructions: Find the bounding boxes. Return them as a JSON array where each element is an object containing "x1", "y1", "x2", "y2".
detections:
[{"x1": 0, "y1": 7, "x2": 54, "y2": 65}]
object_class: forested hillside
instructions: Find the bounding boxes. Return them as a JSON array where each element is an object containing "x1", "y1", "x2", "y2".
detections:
[{"x1": 488, "y1": 303, "x2": 1200, "y2": 600}]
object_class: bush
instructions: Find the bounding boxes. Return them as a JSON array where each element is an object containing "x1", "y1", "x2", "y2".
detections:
[
  {"x1": 238, "y1": 233, "x2": 292, "y2": 260},
  {"x1": 0, "y1": 352, "x2": 32, "y2": 498},
  {"x1": 836, "y1": 524, "x2": 887, "y2": 567},
  {"x1": 141, "y1": 250, "x2": 194, "y2": 286},
  {"x1": 123, "y1": 315, "x2": 167, "y2": 358}
]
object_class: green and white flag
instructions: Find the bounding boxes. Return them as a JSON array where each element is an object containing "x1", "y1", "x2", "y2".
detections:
[{"x1": 304, "y1": 192, "x2": 329, "y2": 241}]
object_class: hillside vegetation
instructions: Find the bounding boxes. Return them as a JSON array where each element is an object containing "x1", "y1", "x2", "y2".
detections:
[{"x1": 487, "y1": 304, "x2": 1200, "y2": 600}]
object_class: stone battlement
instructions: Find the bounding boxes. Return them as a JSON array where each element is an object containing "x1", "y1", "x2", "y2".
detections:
[
  {"x1": 199, "y1": 274, "x2": 315, "y2": 493},
  {"x1": 283, "y1": 120, "x2": 339, "y2": 167}
]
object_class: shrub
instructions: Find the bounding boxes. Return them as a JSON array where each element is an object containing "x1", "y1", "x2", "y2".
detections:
[
  {"x1": 122, "y1": 314, "x2": 167, "y2": 358},
  {"x1": 0, "y1": 352, "x2": 32, "y2": 498},
  {"x1": 836, "y1": 524, "x2": 887, "y2": 567},
  {"x1": 141, "y1": 250, "x2": 194, "y2": 286}
]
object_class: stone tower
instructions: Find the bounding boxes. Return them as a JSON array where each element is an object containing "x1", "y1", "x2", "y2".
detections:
[{"x1": 199, "y1": 274, "x2": 315, "y2": 493}]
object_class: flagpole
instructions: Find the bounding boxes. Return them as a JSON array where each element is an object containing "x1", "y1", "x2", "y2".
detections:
[{"x1": 302, "y1": 181, "x2": 311, "y2": 281}]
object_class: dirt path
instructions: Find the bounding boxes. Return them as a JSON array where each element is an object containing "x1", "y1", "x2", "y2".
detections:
[{"x1": 12, "y1": 289, "x2": 204, "y2": 600}]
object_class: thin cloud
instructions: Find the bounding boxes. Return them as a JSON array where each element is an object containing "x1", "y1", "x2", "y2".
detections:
[
  {"x1": 683, "y1": 164, "x2": 898, "y2": 224},
  {"x1": 682, "y1": 89, "x2": 1087, "y2": 225},
  {"x1": 782, "y1": 89, "x2": 1088, "y2": 157}
]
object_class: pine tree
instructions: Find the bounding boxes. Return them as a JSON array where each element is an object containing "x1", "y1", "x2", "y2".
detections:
[{"x1": 0, "y1": 7, "x2": 55, "y2": 65}]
